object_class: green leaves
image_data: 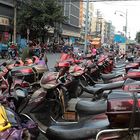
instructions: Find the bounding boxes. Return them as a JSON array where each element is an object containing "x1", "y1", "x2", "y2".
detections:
[{"x1": 17, "y1": 0, "x2": 66, "y2": 39}]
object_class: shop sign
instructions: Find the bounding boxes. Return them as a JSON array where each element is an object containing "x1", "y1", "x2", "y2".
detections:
[
  {"x1": 0, "y1": 17, "x2": 9, "y2": 26},
  {"x1": 62, "y1": 29, "x2": 80, "y2": 38},
  {"x1": 4, "y1": 32, "x2": 9, "y2": 41}
]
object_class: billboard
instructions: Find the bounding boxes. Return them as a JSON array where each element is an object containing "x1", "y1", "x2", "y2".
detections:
[
  {"x1": 114, "y1": 34, "x2": 126, "y2": 43},
  {"x1": 0, "y1": 17, "x2": 9, "y2": 26}
]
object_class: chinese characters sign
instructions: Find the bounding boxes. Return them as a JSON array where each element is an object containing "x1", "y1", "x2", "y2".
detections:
[{"x1": 0, "y1": 17, "x2": 9, "y2": 26}]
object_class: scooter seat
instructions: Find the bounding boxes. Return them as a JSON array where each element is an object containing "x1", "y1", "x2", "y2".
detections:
[
  {"x1": 101, "y1": 73, "x2": 121, "y2": 80},
  {"x1": 81, "y1": 86, "x2": 104, "y2": 95},
  {"x1": 95, "y1": 81, "x2": 124, "y2": 90},
  {"x1": 46, "y1": 114, "x2": 109, "y2": 140},
  {"x1": 129, "y1": 68, "x2": 140, "y2": 72},
  {"x1": 115, "y1": 64, "x2": 126, "y2": 68},
  {"x1": 112, "y1": 69, "x2": 125, "y2": 72},
  {"x1": 113, "y1": 67, "x2": 125, "y2": 71},
  {"x1": 76, "y1": 100, "x2": 107, "y2": 116}
]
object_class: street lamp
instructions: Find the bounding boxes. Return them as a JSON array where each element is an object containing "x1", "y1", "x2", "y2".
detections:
[{"x1": 114, "y1": 9, "x2": 128, "y2": 39}]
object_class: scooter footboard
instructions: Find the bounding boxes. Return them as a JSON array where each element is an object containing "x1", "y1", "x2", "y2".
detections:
[{"x1": 96, "y1": 128, "x2": 140, "y2": 140}]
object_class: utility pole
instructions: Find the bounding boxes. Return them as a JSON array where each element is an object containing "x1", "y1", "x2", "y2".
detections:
[
  {"x1": 114, "y1": 9, "x2": 128, "y2": 39},
  {"x1": 27, "y1": 28, "x2": 30, "y2": 47},
  {"x1": 13, "y1": 0, "x2": 17, "y2": 43},
  {"x1": 96, "y1": 9, "x2": 100, "y2": 37},
  {"x1": 125, "y1": 9, "x2": 128, "y2": 39},
  {"x1": 84, "y1": 0, "x2": 89, "y2": 54},
  {"x1": 100, "y1": 19, "x2": 102, "y2": 37}
]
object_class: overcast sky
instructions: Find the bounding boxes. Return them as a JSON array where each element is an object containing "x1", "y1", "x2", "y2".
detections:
[{"x1": 93, "y1": 1, "x2": 140, "y2": 39}]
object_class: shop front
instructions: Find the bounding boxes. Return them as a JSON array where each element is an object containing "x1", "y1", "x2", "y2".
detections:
[
  {"x1": 0, "y1": 16, "x2": 10, "y2": 43},
  {"x1": 62, "y1": 29, "x2": 80, "y2": 45}
]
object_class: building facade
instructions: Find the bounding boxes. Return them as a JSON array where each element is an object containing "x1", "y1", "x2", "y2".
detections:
[
  {"x1": 60, "y1": 0, "x2": 81, "y2": 44},
  {"x1": 80, "y1": 1, "x2": 94, "y2": 40},
  {"x1": 89, "y1": 9, "x2": 115, "y2": 44},
  {"x1": 0, "y1": 0, "x2": 14, "y2": 42},
  {"x1": 0, "y1": 0, "x2": 81, "y2": 44},
  {"x1": 105, "y1": 21, "x2": 115, "y2": 44}
]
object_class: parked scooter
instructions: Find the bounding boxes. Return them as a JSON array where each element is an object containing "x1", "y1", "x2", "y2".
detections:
[
  {"x1": 0, "y1": 74, "x2": 39, "y2": 140},
  {"x1": 17, "y1": 83, "x2": 109, "y2": 139},
  {"x1": 13, "y1": 51, "x2": 140, "y2": 139}
]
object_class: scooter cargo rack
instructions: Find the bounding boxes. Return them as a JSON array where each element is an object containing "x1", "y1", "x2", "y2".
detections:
[{"x1": 96, "y1": 128, "x2": 140, "y2": 140}]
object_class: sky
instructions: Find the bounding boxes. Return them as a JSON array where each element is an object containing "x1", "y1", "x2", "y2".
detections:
[{"x1": 93, "y1": 1, "x2": 140, "y2": 39}]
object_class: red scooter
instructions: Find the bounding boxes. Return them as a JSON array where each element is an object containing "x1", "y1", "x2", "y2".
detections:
[{"x1": 45, "y1": 90, "x2": 140, "y2": 140}]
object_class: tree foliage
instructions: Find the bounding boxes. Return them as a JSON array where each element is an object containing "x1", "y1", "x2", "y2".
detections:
[
  {"x1": 17, "y1": 0, "x2": 66, "y2": 40},
  {"x1": 136, "y1": 32, "x2": 140, "y2": 43}
]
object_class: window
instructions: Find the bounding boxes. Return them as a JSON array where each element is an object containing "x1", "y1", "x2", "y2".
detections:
[{"x1": 70, "y1": 15, "x2": 79, "y2": 27}]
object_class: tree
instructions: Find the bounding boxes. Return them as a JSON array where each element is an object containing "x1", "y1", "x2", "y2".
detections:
[
  {"x1": 136, "y1": 32, "x2": 140, "y2": 43},
  {"x1": 17, "y1": 0, "x2": 66, "y2": 42}
]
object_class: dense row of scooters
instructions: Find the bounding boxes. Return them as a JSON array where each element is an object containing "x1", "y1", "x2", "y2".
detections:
[{"x1": 1, "y1": 51, "x2": 140, "y2": 140}]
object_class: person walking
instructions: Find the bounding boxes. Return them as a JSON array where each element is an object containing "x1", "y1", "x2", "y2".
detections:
[
  {"x1": 21, "y1": 41, "x2": 34, "y2": 62},
  {"x1": 38, "y1": 53, "x2": 48, "y2": 69},
  {"x1": 91, "y1": 46, "x2": 97, "y2": 55}
]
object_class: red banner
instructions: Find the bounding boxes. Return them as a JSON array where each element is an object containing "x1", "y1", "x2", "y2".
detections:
[{"x1": 4, "y1": 32, "x2": 9, "y2": 41}]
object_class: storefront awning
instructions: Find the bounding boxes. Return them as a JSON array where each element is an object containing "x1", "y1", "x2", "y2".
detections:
[
  {"x1": 91, "y1": 41, "x2": 100, "y2": 45},
  {"x1": 62, "y1": 29, "x2": 81, "y2": 38}
]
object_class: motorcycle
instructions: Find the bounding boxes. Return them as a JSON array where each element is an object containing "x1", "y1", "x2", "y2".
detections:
[
  {"x1": 15, "y1": 52, "x2": 140, "y2": 139},
  {"x1": 17, "y1": 82, "x2": 108, "y2": 139},
  {"x1": 46, "y1": 90, "x2": 140, "y2": 140},
  {"x1": 0, "y1": 97, "x2": 39, "y2": 140}
]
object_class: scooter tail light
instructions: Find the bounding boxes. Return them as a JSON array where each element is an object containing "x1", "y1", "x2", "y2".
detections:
[
  {"x1": 21, "y1": 82, "x2": 30, "y2": 88},
  {"x1": 128, "y1": 100, "x2": 133, "y2": 105},
  {"x1": 128, "y1": 99, "x2": 140, "y2": 107}
]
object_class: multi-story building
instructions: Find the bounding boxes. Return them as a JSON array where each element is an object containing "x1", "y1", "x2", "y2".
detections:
[
  {"x1": 105, "y1": 21, "x2": 115, "y2": 44},
  {"x1": 61, "y1": 0, "x2": 81, "y2": 44},
  {"x1": 90, "y1": 14, "x2": 115, "y2": 44},
  {"x1": 0, "y1": 0, "x2": 14, "y2": 42},
  {"x1": 80, "y1": 1, "x2": 94, "y2": 40},
  {"x1": 0, "y1": 0, "x2": 81, "y2": 44}
]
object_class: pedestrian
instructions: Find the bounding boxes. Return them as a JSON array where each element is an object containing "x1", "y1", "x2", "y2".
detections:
[
  {"x1": 62, "y1": 42, "x2": 69, "y2": 53},
  {"x1": 131, "y1": 46, "x2": 134, "y2": 54},
  {"x1": 110, "y1": 44, "x2": 114, "y2": 52},
  {"x1": 38, "y1": 53, "x2": 48, "y2": 69},
  {"x1": 21, "y1": 41, "x2": 34, "y2": 62},
  {"x1": 126, "y1": 50, "x2": 133, "y2": 62},
  {"x1": 91, "y1": 45, "x2": 97, "y2": 55}
]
